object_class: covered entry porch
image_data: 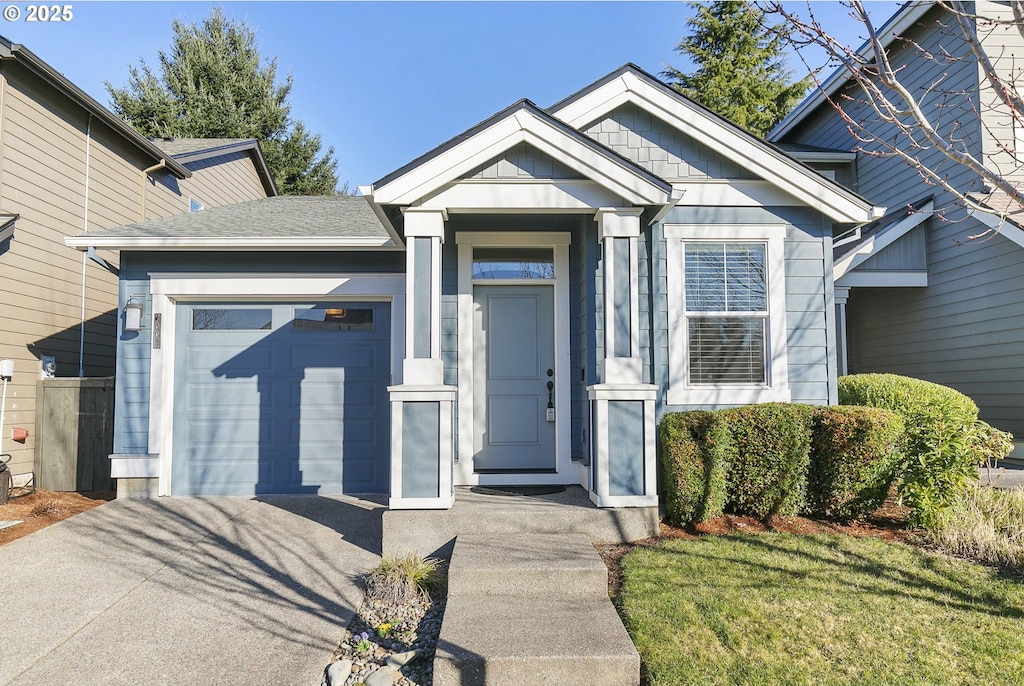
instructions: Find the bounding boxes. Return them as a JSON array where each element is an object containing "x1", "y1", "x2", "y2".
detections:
[{"x1": 360, "y1": 100, "x2": 675, "y2": 510}]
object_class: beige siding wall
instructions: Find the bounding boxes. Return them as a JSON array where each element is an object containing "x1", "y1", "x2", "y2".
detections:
[
  {"x1": 182, "y1": 151, "x2": 266, "y2": 208},
  {"x1": 0, "y1": 62, "x2": 268, "y2": 476}
]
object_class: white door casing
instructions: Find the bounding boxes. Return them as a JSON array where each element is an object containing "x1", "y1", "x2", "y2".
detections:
[{"x1": 456, "y1": 232, "x2": 572, "y2": 486}]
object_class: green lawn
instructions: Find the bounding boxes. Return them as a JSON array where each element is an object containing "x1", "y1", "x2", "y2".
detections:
[{"x1": 619, "y1": 534, "x2": 1024, "y2": 686}]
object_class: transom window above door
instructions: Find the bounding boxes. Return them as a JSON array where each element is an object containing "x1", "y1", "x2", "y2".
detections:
[{"x1": 472, "y1": 247, "x2": 554, "y2": 279}]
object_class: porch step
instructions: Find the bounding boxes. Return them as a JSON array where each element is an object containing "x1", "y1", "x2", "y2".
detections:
[
  {"x1": 447, "y1": 533, "x2": 609, "y2": 597},
  {"x1": 434, "y1": 534, "x2": 640, "y2": 686},
  {"x1": 382, "y1": 485, "x2": 659, "y2": 557}
]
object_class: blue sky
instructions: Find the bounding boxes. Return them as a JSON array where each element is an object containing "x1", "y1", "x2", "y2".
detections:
[{"x1": 2, "y1": 1, "x2": 901, "y2": 188}]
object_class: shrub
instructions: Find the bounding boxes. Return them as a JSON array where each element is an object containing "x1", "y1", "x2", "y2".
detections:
[
  {"x1": 971, "y1": 420, "x2": 1014, "y2": 472},
  {"x1": 660, "y1": 411, "x2": 729, "y2": 526},
  {"x1": 722, "y1": 403, "x2": 815, "y2": 519},
  {"x1": 807, "y1": 406, "x2": 904, "y2": 519},
  {"x1": 838, "y1": 374, "x2": 979, "y2": 528},
  {"x1": 929, "y1": 484, "x2": 1024, "y2": 571}
]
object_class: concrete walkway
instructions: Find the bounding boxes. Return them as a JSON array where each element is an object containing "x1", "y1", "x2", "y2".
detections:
[
  {"x1": 979, "y1": 462, "x2": 1024, "y2": 489},
  {"x1": 434, "y1": 533, "x2": 640, "y2": 686},
  {"x1": 0, "y1": 495, "x2": 384, "y2": 686}
]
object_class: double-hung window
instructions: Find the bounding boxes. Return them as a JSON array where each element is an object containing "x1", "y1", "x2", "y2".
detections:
[{"x1": 665, "y1": 224, "x2": 790, "y2": 405}]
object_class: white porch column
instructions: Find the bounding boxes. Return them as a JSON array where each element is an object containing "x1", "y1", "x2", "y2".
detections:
[
  {"x1": 588, "y1": 208, "x2": 657, "y2": 508},
  {"x1": 835, "y1": 287, "x2": 850, "y2": 376},
  {"x1": 596, "y1": 208, "x2": 643, "y2": 384},
  {"x1": 389, "y1": 208, "x2": 456, "y2": 509},
  {"x1": 402, "y1": 209, "x2": 447, "y2": 385}
]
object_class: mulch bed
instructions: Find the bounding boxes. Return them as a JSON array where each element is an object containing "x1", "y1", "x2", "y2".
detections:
[{"x1": 0, "y1": 489, "x2": 114, "y2": 546}]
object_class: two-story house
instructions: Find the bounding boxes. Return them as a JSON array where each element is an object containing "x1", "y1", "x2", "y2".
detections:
[
  {"x1": 769, "y1": 1, "x2": 1024, "y2": 448},
  {"x1": 0, "y1": 37, "x2": 275, "y2": 483}
]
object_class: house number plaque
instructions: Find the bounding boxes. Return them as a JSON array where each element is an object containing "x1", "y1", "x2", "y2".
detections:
[{"x1": 153, "y1": 313, "x2": 162, "y2": 349}]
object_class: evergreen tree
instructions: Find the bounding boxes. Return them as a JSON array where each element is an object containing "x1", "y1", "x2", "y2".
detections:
[
  {"x1": 663, "y1": 1, "x2": 809, "y2": 137},
  {"x1": 107, "y1": 8, "x2": 340, "y2": 195}
]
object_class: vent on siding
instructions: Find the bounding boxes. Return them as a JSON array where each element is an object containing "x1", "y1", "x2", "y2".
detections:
[{"x1": 189, "y1": 197, "x2": 204, "y2": 213}]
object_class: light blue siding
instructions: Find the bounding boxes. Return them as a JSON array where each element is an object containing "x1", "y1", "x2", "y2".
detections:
[
  {"x1": 467, "y1": 142, "x2": 584, "y2": 180},
  {"x1": 402, "y1": 402, "x2": 440, "y2": 498},
  {"x1": 607, "y1": 400, "x2": 645, "y2": 496},
  {"x1": 413, "y1": 237, "x2": 431, "y2": 358},
  {"x1": 781, "y1": 4, "x2": 1024, "y2": 436},
  {"x1": 612, "y1": 237, "x2": 631, "y2": 357},
  {"x1": 582, "y1": 103, "x2": 757, "y2": 180}
]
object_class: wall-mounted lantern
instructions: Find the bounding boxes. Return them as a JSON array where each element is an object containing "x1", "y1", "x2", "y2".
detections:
[{"x1": 124, "y1": 298, "x2": 144, "y2": 332}]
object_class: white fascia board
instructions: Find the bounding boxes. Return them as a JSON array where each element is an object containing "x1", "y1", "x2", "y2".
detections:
[
  {"x1": 556, "y1": 72, "x2": 878, "y2": 223},
  {"x1": 64, "y1": 236, "x2": 398, "y2": 251},
  {"x1": 359, "y1": 192, "x2": 406, "y2": 248},
  {"x1": 373, "y1": 106, "x2": 668, "y2": 207},
  {"x1": 836, "y1": 271, "x2": 928, "y2": 288},
  {"x1": 968, "y1": 208, "x2": 1024, "y2": 249},
  {"x1": 833, "y1": 201, "x2": 932, "y2": 281},
  {"x1": 769, "y1": 2, "x2": 936, "y2": 141}
]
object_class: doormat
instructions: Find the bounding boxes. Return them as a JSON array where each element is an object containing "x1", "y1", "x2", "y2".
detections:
[
  {"x1": 470, "y1": 485, "x2": 566, "y2": 497},
  {"x1": 0, "y1": 520, "x2": 23, "y2": 531}
]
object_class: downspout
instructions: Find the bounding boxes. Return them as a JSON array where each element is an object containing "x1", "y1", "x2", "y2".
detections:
[{"x1": 78, "y1": 114, "x2": 92, "y2": 378}]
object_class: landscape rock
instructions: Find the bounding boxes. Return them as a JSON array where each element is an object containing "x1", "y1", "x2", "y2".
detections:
[
  {"x1": 386, "y1": 650, "x2": 418, "y2": 668},
  {"x1": 322, "y1": 659, "x2": 352, "y2": 686},
  {"x1": 364, "y1": 665, "x2": 398, "y2": 686}
]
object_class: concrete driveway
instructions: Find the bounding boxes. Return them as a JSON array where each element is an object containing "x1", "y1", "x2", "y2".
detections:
[{"x1": 0, "y1": 495, "x2": 384, "y2": 685}]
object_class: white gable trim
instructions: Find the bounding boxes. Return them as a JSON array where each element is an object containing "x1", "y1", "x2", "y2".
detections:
[
  {"x1": 833, "y1": 200, "x2": 933, "y2": 281},
  {"x1": 968, "y1": 208, "x2": 1024, "y2": 250},
  {"x1": 419, "y1": 179, "x2": 628, "y2": 212},
  {"x1": 369, "y1": 106, "x2": 670, "y2": 207},
  {"x1": 551, "y1": 71, "x2": 881, "y2": 224}
]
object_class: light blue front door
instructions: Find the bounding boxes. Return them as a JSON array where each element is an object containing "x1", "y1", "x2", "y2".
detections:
[
  {"x1": 171, "y1": 302, "x2": 390, "y2": 495},
  {"x1": 472, "y1": 285, "x2": 556, "y2": 472}
]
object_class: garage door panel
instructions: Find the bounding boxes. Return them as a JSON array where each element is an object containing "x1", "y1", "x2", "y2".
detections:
[
  {"x1": 188, "y1": 345, "x2": 274, "y2": 373},
  {"x1": 290, "y1": 344, "x2": 377, "y2": 369},
  {"x1": 292, "y1": 380, "x2": 378, "y2": 409},
  {"x1": 173, "y1": 301, "x2": 391, "y2": 496}
]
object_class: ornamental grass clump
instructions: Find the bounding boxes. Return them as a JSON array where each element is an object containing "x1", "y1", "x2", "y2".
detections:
[
  {"x1": 929, "y1": 484, "x2": 1024, "y2": 571},
  {"x1": 364, "y1": 555, "x2": 446, "y2": 606}
]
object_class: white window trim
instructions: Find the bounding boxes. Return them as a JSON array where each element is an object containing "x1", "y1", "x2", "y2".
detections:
[{"x1": 664, "y1": 224, "x2": 790, "y2": 406}]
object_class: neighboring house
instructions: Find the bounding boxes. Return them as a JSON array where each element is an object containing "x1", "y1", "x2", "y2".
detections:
[
  {"x1": 769, "y1": 1, "x2": 1024, "y2": 443},
  {"x1": 0, "y1": 36, "x2": 275, "y2": 480},
  {"x1": 68, "y1": 64, "x2": 880, "y2": 504}
]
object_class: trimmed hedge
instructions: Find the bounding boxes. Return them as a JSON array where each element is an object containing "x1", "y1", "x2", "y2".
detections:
[
  {"x1": 660, "y1": 412, "x2": 729, "y2": 526},
  {"x1": 722, "y1": 403, "x2": 816, "y2": 519},
  {"x1": 660, "y1": 403, "x2": 906, "y2": 525},
  {"x1": 808, "y1": 406, "x2": 904, "y2": 519}
]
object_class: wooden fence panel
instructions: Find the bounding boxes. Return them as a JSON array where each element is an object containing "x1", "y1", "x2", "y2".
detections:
[{"x1": 34, "y1": 377, "x2": 114, "y2": 491}]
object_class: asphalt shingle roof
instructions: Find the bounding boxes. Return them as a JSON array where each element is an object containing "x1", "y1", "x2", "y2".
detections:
[
  {"x1": 81, "y1": 195, "x2": 392, "y2": 243},
  {"x1": 152, "y1": 138, "x2": 255, "y2": 157}
]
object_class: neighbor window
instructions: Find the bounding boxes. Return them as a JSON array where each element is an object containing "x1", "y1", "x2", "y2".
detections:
[{"x1": 664, "y1": 225, "x2": 790, "y2": 405}]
